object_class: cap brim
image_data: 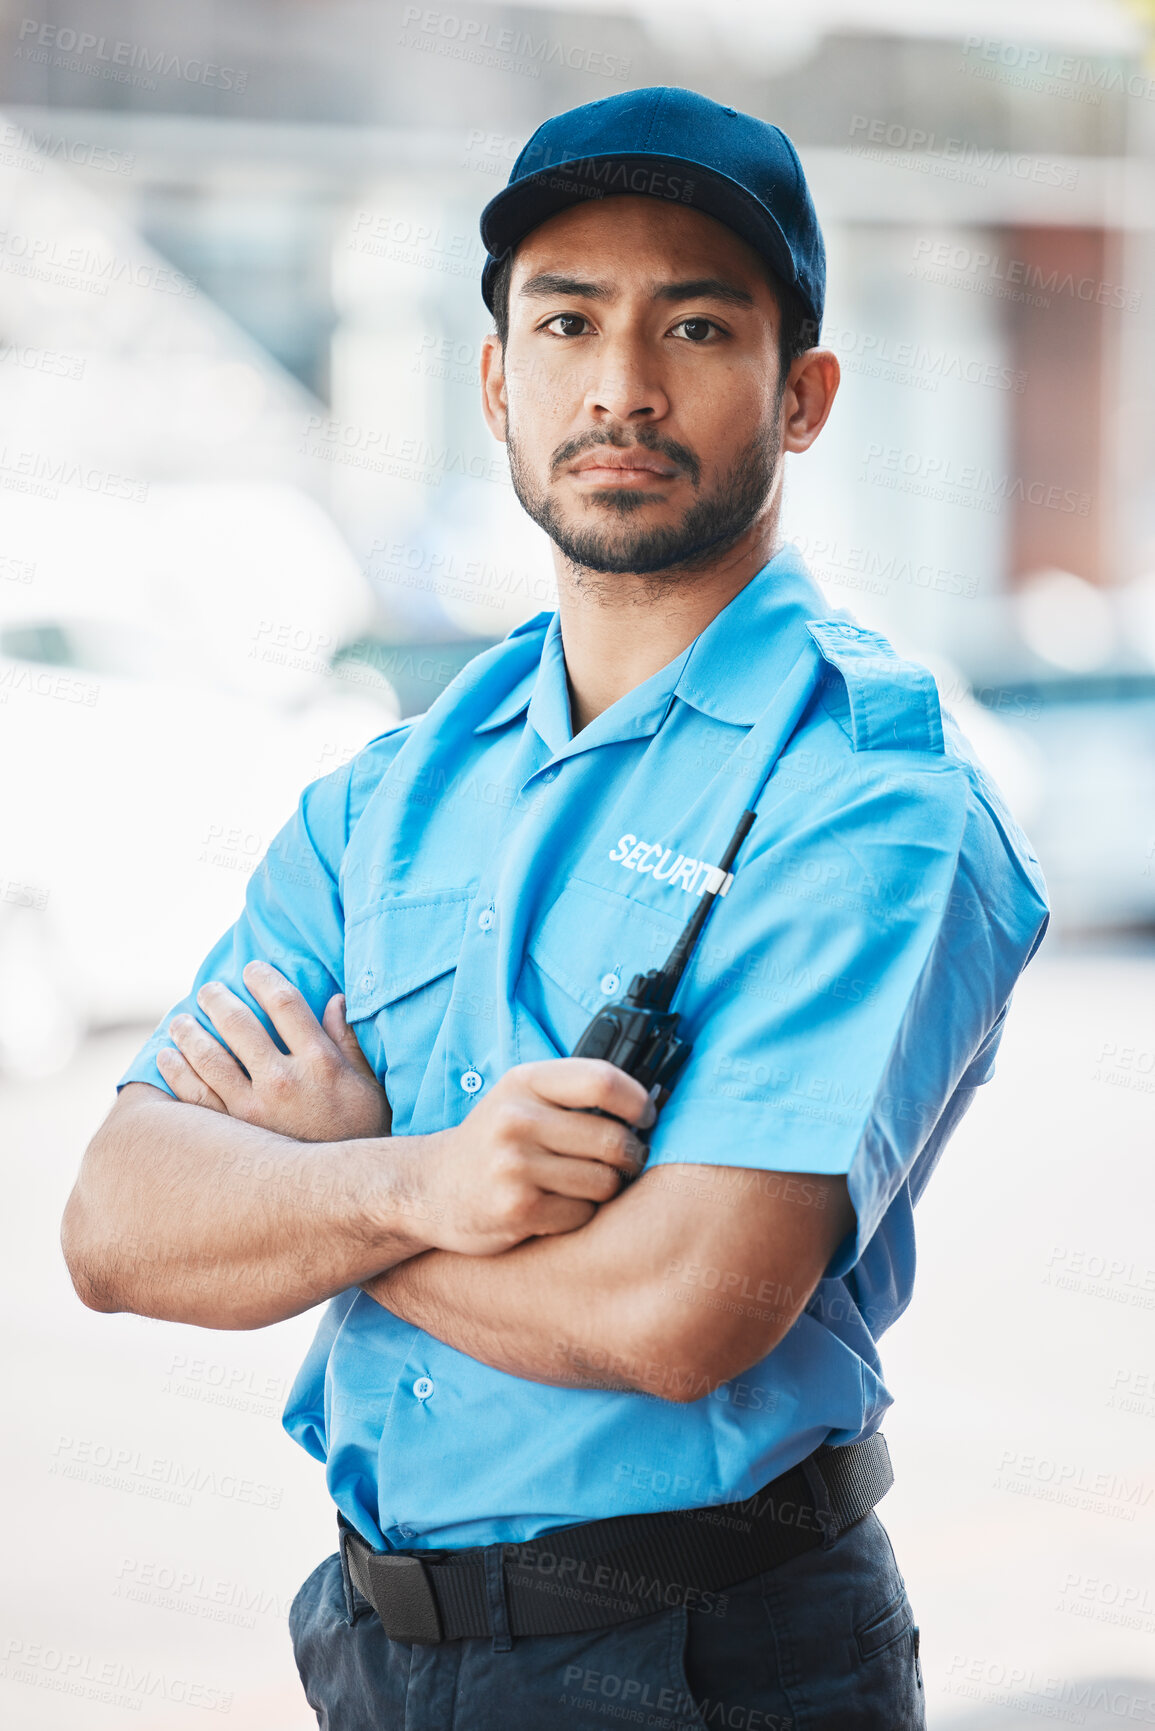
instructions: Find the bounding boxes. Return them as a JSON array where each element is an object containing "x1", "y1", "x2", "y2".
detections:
[{"x1": 479, "y1": 153, "x2": 806, "y2": 321}]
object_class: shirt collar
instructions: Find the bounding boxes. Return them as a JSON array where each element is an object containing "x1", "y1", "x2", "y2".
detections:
[
  {"x1": 525, "y1": 612, "x2": 694, "y2": 758},
  {"x1": 671, "y1": 543, "x2": 832, "y2": 726},
  {"x1": 472, "y1": 544, "x2": 832, "y2": 741},
  {"x1": 472, "y1": 612, "x2": 551, "y2": 734},
  {"x1": 472, "y1": 664, "x2": 538, "y2": 734}
]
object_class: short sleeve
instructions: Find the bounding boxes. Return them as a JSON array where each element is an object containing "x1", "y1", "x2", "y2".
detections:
[
  {"x1": 116, "y1": 758, "x2": 356, "y2": 1097},
  {"x1": 646, "y1": 758, "x2": 1050, "y2": 1276}
]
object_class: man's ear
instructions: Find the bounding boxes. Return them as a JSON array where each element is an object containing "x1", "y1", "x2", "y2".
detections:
[
  {"x1": 782, "y1": 349, "x2": 840, "y2": 456},
  {"x1": 479, "y1": 333, "x2": 508, "y2": 444}
]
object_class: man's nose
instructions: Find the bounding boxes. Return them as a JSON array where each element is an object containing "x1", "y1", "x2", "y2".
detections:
[{"x1": 582, "y1": 341, "x2": 670, "y2": 423}]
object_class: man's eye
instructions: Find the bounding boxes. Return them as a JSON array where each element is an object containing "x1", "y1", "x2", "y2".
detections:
[
  {"x1": 538, "y1": 315, "x2": 724, "y2": 341},
  {"x1": 541, "y1": 313, "x2": 589, "y2": 337},
  {"x1": 672, "y1": 318, "x2": 721, "y2": 343}
]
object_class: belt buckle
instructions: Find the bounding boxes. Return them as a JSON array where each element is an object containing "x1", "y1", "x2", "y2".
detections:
[
  {"x1": 365, "y1": 1552, "x2": 444, "y2": 1644},
  {"x1": 338, "y1": 1521, "x2": 445, "y2": 1644}
]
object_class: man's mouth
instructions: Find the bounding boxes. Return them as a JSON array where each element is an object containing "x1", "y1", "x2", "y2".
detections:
[{"x1": 569, "y1": 449, "x2": 679, "y2": 483}]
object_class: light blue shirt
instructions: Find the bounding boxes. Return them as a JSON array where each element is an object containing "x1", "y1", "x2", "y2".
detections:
[{"x1": 118, "y1": 546, "x2": 1050, "y2": 1552}]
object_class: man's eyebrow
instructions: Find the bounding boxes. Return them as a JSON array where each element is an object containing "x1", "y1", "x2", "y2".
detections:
[
  {"x1": 516, "y1": 273, "x2": 758, "y2": 309},
  {"x1": 653, "y1": 277, "x2": 758, "y2": 309}
]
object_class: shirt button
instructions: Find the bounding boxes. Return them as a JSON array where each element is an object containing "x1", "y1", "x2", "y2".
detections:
[
  {"x1": 412, "y1": 1377, "x2": 434, "y2": 1401},
  {"x1": 460, "y1": 1069, "x2": 484, "y2": 1094},
  {"x1": 600, "y1": 973, "x2": 621, "y2": 996},
  {"x1": 477, "y1": 908, "x2": 495, "y2": 931}
]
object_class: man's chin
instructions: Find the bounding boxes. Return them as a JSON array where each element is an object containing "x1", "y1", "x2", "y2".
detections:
[
  {"x1": 509, "y1": 472, "x2": 754, "y2": 577},
  {"x1": 537, "y1": 511, "x2": 690, "y2": 576},
  {"x1": 549, "y1": 521, "x2": 748, "y2": 579}
]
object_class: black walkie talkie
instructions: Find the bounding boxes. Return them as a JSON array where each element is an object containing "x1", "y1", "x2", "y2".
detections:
[{"x1": 570, "y1": 808, "x2": 757, "y2": 1125}]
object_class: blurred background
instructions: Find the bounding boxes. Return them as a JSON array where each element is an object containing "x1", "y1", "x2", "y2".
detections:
[{"x1": 1, "y1": 0, "x2": 1153, "y2": 1726}]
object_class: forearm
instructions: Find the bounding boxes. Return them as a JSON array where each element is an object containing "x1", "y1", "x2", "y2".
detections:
[
  {"x1": 363, "y1": 1162, "x2": 841, "y2": 1400},
  {"x1": 363, "y1": 1182, "x2": 713, "y2": 1399},
  {"x1": 364, "y1": 1237, "x2": 645, "y2": 1391},
  {"x1": 62, "y1": 1086, "x2": 441, "y2": 1329}
]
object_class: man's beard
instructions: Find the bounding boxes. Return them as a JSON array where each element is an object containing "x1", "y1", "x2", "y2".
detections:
[{"x1": 505, "y1": 410, "x2": 782, "y2": 586}]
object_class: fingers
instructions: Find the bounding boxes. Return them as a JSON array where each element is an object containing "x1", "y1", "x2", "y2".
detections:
[
  {"x1": 192, "y1": 979, "x2": 283, "y2": 1078},
  {"x1": 522, "y1": 1149, "x2": 630, "y2": 1205},
  {"x1": 195, "y1": 967, "x2": 357, "y2": 1082},
  {"x1": 156, "y1": 1042, "x2": 228, "y2": 1113},
  {"x1": 240, "y1": 961, "x2": 330, "y2": 1057},
  {"x1": 322, "y1": 993, "x2": 378, "y2": 1080},
  {"x1": 522, "y1": 1102, "x2": 647, "y2": 1177},
  {"x1": 515, "y1": 1059, "x2": 657, "y2": 1129},
  {"x1": 168, "y1": 1012, "x2": 251, "y2": 1109}
]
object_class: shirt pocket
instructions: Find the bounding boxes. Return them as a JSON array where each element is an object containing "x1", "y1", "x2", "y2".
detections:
[
  {"x1": 343, "y1": 889, "x2": 474, "y2": 1125},
  {"x1": 522, "y1": 878, "x2": 686, "y2": 1053}
]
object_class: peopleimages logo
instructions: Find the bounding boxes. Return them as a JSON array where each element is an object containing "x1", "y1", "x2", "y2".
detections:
[
  {"x1": 846, "y1": 113, "x2": 1078, "y2": 189},
  {"x1": 14, "y1": 18, "x2": 247, "y2": 91},
  {"x1": 910, "y1": 238, "x2": 1142, "y2": 312},
  {"x1": 608, "y1": 834, "x2": 734, "y2": 897}
]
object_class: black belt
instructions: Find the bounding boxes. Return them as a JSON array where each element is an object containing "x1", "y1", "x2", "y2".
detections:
[{"x1": 339, "y1": 1431, "x2": 892, "y2": 1644}]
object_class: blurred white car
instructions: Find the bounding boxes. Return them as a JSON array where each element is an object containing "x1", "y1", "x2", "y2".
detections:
[{"x1": 0, "y1": 483, "x2": 399, "y2": 1076}]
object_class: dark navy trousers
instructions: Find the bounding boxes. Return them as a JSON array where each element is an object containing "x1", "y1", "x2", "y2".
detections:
[{"x1": 288, "y1": 1508, "x2": 925, "y2": 1729}]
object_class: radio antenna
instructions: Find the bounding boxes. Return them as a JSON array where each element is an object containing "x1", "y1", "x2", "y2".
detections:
[
  {"x1": 620, "y1": 641, "x2": 823, "y2": 1016},
  {"x1": 625, "y1": 809, "x2": 756, "y2": 1012}
]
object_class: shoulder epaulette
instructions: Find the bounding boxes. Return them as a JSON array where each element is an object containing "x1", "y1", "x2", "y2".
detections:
[{"x1": 805, "y1": 618, "x2": 944, "y2": 754}]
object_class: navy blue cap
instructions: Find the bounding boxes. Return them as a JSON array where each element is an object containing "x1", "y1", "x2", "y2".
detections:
[{"x1": 479, "y1": 86, "x2": 825, "y2": 335}]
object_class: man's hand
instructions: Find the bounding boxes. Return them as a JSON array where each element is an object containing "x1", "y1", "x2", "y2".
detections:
[
  {"x1": 158, "y1": 960, "x2": 391, "y2": 1143},
  {"x1": 161, "y1": 969, "x2": 652, "y2": 1259},
  {"x1": 416, "y1": 1059, "x2": 655, "y2": 1257}
]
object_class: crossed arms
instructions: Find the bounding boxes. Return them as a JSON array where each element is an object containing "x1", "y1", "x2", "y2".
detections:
[{"x1": 61, "y1": 961, "x2": 853, "y2": 1400}]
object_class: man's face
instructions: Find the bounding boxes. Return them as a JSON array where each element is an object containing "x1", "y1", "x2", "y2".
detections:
[{"x1": 492, "y1": 195, "x2": 788, "y2": 582}]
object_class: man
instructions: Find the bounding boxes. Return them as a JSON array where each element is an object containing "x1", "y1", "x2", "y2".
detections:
[{"x1": 62, "y1": 87, "x2": 1049, "y2": 1730}]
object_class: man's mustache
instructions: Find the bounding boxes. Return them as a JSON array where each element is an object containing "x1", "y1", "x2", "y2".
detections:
[{"x1": 553, "y1": 431, "x2": 701, "y2": 485}]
